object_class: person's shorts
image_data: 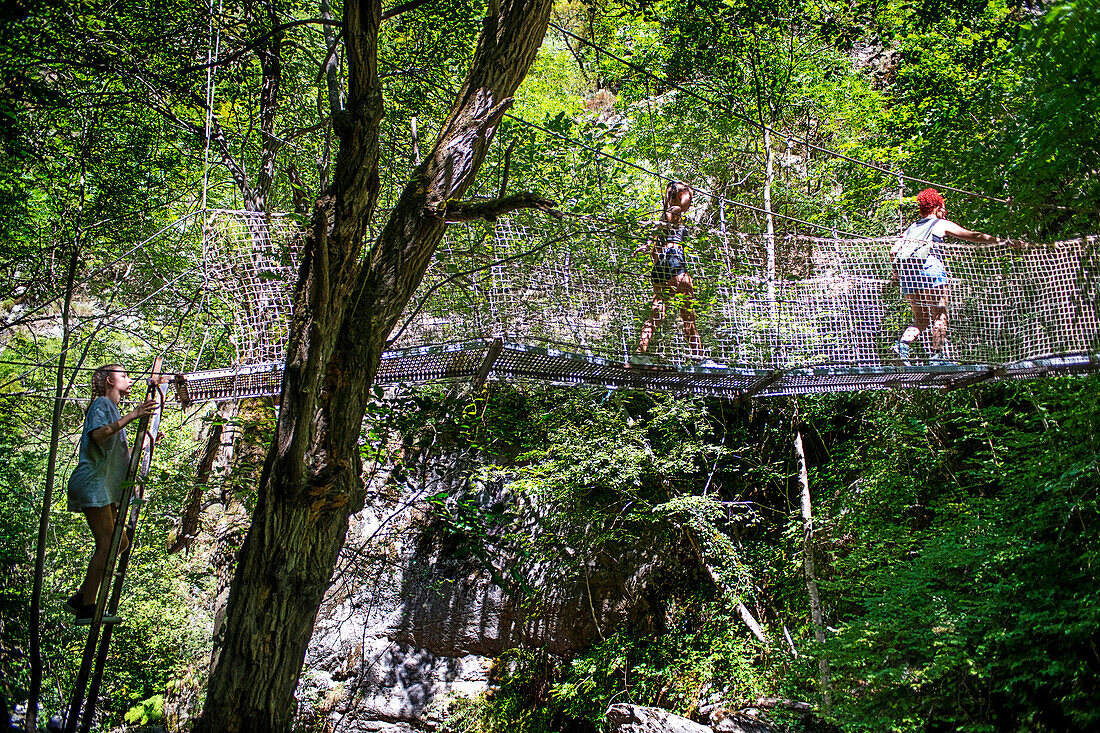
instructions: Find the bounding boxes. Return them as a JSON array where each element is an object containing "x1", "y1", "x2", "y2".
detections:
[
  {"x1": 899, "y1": 255, "x2": 948, "y2": 295},
  {"x1": 66, "y1": 468, "x2": 119, "y2": 511},
  {"x1": 651, "y1": 246, "x2": 687, "y2": 283}
]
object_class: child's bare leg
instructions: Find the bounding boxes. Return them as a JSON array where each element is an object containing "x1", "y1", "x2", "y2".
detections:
[
  {"x1": 929, "y1": 286, "x2": 949, "y2": 352},
  {"x1": 673, "y1": 275, "x2": 702, "y2": 358},
  {"x1": 681, "y1": 305, "x2": 701, "y2": 358},
  {"x1": 80, "y1": 504, "x2": 127, "y2": 604},
  {"x1": 638, "y1": 286, "x2": 668, "y2": 353}
]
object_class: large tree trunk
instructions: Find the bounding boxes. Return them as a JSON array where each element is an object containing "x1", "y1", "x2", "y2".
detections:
[{"x1": 196, "y1": 1, "x2": 552, "y2": 730}]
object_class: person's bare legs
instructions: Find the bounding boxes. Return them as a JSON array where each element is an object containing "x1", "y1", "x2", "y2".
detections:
[
  {"x1": 79, "y1": 504, "x2": 128, "y2": 605},
  {"x1": 901, "y1": 291, "x2": 931, "y2": 345},
  {"x1": 638, "y1": 274, "x2": 702, "y2": 359},
  {"x1": 928, "y1": 285, "x2": 949, "y2": 354},
  {"x1": 638, "y1": 281, "x2": 670, "y2": 353},
  {"x1": 901, "y1": 287, "x2": 948, "y2": 351},
  {"x1": 672, "y1": 273, "x2": 703, "y2": 358}
]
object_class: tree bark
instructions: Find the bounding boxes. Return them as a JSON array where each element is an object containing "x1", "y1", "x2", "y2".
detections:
[
  {"x1": 27, "y1": 245, "x2": 78, "y2": 733},
  {"x1": 795, "y1": 426, "x2": 833, "y2": 708},
  {"x1": 445, "y1": 192, "x2": 557, "y2": 222},
  {"x1": 196, "y1": 0, "x2": 552, "y2": 729},
  {"x1": 168, "y1": 401, "x2": 241, "y2": 554}
]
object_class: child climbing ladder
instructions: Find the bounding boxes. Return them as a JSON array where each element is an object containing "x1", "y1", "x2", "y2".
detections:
[
  {"x1": 63, "y1": 363, "x2": 159, "y2": 624},
  {"x1": 62, "y1": 357, "x2": 169, "y2": 733}
]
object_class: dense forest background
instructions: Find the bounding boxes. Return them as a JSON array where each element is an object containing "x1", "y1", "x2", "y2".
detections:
[{"x1": 1, "y1": 0, "x2": 1098, "y2": 730}]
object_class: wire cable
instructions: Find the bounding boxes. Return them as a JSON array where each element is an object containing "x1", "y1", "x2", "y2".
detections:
[
  {"x1": 504, "y1": 111, "x2": 864, "y2": 238},
  {"x1": 201, "y1": 0, "x2": 224, "y2": 213},
  {"x1": 0, "y1": 211, "x2": 204, "y2": 335},
  {"x1": 0, "y1": 264, "x2": 207, "y2": 393},
  {"x1": 376, "y1": 57, "x2": 856, "y2": 235},
  {"x1": 550, "y1": 23, "x2": 1090, "y2": 214}
]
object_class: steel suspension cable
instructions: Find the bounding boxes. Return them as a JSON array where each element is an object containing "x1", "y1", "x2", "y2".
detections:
[
  {"x1": 503, "y1": 111, "x2": 864, "y2": 238},
  {"x1": 200, "y1": 0, "x2": 224, "y2": 213},
  {"x1": 550, "y1": 23, "x2": 1087, "y2": 214},
  {"x1": 0, "y1": 264, "x2": 206, "y2": 394},
  {"x1": 1, "y1": 211, "x2": 204, "y2": 336}
]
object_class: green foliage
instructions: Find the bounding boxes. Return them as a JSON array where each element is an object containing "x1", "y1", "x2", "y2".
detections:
[
  {"x1": 416, "y1": 385, "x2": 804, "y2": 731},
  {"x1": 440, "y1": 649, "x2": 560, "y2": 733},
  {"x1": 1000, "y1": 0, "x2": 1100, "y2": 235},
  {"x1": 550, "y1": 604, "x2": 770, "y2": 725},
  {"x1": 810, "y1": 378, "x2": 1100, "y2": 730},
  {"x1": 426, "y1": 375, "x2": 1099, "y2": 732},
  {"x1": 124, "y1": 693, "x2": 165, "y2": 725},
  {"x1": 2, "y1": 0, "x2": 1099, "y2": 729},
  {"x1": 440, "y1": 596, "x2": 782, "y2": 733}
]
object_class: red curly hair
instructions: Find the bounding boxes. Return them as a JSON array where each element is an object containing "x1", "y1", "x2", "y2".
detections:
[{"x1": 916, "y1": 188, "x2": 945, "y2": 217}]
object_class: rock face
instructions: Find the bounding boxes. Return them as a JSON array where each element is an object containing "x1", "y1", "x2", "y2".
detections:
[
  {"x1": 603, "y1": 703, "x2": 782, "y2": 733},
  {"x1": 606, "y1": 704, "x2": 712, "y2": 733},
  {"x1": 297, "y1": 442, "x2": 677, "y2": 730},
  {"x1": 709, "y1": 711, "x2": 782, "y2": 733}
]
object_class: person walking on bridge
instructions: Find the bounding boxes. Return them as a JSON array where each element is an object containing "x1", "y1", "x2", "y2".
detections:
[
  {"x1": 890, "y1": 188, "x2": 1004, "y2": 365},
  {"x1": 631, "y1": 202, "x2": 704, "y2": 364},
  {"x1": 664, "y1": 179, "x2": 692, "y2": 217}
]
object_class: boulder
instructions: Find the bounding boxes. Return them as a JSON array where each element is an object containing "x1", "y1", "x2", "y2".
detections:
[
  {"x1": 606, "y1": 704, "x2": 711, "y2": 733},
  {"x1": 300, "y1": 444, "x2": 680, "y2": 729}
]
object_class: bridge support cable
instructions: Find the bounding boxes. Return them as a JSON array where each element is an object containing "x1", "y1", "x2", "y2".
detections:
[{"x1": 63, "y1": 358, "x2": 170, "y2": 733}]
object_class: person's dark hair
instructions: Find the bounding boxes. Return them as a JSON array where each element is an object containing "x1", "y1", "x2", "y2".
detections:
[{"x1": 917, "y1": 188, "x2": 945, "y2": 217}]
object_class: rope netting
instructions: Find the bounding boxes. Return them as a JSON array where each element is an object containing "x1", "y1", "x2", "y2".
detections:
[
  {"x1": 203, "y1": 210, "x2": 302, "y2": 365},
  {"x1": 1, "y1": 210, "x2": 295, "y2": 405},
  {"x1": 391, "y1": 214, "x2": 1099, "y2": 369}
]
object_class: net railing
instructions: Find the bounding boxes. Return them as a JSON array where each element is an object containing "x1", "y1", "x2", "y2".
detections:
[
  {"x1": 205, "y1": 211, "x2": 1099, "y2": 372},
  {"x1": 393, "y1": 215, "x2": 1099, "y2": 369},
  {"x1": 204, "y1": 210, "x2": 302, "y2": 366}
]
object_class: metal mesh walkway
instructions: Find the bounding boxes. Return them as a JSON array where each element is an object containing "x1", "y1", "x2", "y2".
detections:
[{"x1": 174, "y1": 340, "x2": 1098, "y2": 403}]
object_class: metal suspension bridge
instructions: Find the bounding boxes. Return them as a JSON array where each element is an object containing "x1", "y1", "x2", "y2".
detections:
[{"x1": 174, "y1": 209, "x2": 1099, "y2": 404}]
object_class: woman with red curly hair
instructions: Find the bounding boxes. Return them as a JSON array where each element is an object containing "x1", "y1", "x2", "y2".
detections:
[{"x1": 889, "y1": 188, "x2": 1003, "y2": 365}]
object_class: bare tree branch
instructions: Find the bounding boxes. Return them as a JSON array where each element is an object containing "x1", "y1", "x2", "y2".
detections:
[{"x1": 444, "y1": 192, "x2": 559, "y2": 222}]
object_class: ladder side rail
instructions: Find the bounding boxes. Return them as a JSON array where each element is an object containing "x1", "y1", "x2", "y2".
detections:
[{"x1": 62, "y1": 414, "x2": 148, "y2": 733}]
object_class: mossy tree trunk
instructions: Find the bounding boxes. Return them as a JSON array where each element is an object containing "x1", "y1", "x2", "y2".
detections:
[{"x1": 195, "y1": 0, "x2": 553, "y2": 730}]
